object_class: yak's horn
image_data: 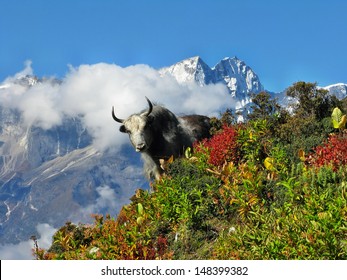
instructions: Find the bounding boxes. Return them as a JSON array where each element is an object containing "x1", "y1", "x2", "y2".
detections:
[{"x1": 111, "y1": 106, "x2": 124, "y2": 123}]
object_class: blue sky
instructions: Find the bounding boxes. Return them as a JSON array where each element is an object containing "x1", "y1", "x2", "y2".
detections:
[{"x1": 1, "y1": 0, "x2": 347, "y2": 92}]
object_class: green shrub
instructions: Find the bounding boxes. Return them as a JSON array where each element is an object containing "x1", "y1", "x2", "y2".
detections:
[{"x1": 212, "y1": 165, "x2": 347, "y2": 259}]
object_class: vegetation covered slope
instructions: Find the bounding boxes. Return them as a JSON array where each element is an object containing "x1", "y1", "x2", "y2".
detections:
[{"x1": 33, "y1": 82, "x2": 347, "y2": 260}]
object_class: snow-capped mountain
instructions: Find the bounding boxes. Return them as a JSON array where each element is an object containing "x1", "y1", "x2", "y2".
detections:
[
  {"x1": 159, "y1": 56, "x2": 215, "y2": 86},
  {"x1": 159, "y1": 56, "x2": 264, "y2": 121},
  {"x1": 213, "y1": 57, "x2": 264, "y2": 99},
  {"x1": 322, "y1": 83, "x2": 347, "y2": 100},
  {"x1": 160, "y1": 56, "x2": 264, "y2": 99},
  {"x1": 160, "y1": 57, "x2": 347, "y2": 114}
]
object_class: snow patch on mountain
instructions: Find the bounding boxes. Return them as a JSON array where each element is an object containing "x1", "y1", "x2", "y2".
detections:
[
  {"x1": 213, "y1": 57, "x2": 264, "y2": 99},
  {"x1": 159, "y1": 56, "x2": 214, "y2": 86},
  {"x1": 322, "y1": 83, "x2": 347, "y2": 100},
  {"x1": 160, "y1": 56, "x2": 264, "y2": 100}
]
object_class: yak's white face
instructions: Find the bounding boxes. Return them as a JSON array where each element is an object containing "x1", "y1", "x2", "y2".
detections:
[
  {"x1": 113, "y1": 97, "x2": 154, "y2": 153},
  {"x1": 120, "y1": 114, "x2": 154, "y2": 152}
]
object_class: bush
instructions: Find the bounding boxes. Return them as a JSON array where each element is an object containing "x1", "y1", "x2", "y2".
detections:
[
  {"x1": 310, "y1": 132, "x2": 347, "y2": 169},
  {"x1": 195, "y1": 124, "x2": 240, "y2": 167},
  {"x1": 237, "y1": 119, "x2": 270, "y2": 164},
  {"x1": 212, "y1": 165, "x2": 347, "y2": 259}
]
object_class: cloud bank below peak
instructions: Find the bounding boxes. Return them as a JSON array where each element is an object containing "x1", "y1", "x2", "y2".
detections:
[{"x1": 0, "y1": 61, "x2": 235, "y2": 151}]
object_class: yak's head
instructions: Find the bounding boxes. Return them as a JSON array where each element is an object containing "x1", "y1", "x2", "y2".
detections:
[{"x1": 112, "y1": 97, "x2": 154, "y2": 152}]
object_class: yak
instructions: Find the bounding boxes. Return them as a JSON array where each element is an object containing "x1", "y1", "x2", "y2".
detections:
[{"x1": 112, "y1": 97, "x2": 211, "y2": 180}]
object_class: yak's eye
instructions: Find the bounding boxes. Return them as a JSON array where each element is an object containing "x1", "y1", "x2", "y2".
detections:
[{"x1": 119, "y1": 125, "x2": 130, "y2": 134}]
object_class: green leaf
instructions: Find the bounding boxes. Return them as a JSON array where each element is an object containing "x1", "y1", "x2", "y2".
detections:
[
  {"x1": 298, "y1": 149, "x2": 306, "y2": 161},
  {"x1": 264, "y1": 157, "x2": 275, "y2": 171},
  {"x1": 331, "y1": 107, "x2": 345, "y2": 129},
  {"x1": 136, "y1": 217, "x2": 144, "y2": 225},
  {"x1": 136, "y1": 203, "x2": 144, "y2": 216},
  {"x1": 339, "y1": 115, "x2": 347, "y2": 129},
  {"x1": 185, "y1": 147, "x2": 192, "y2": 158}
]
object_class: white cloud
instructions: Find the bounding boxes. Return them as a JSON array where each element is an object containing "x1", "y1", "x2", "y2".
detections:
[
  {"x1": 0, "y1": 223, "x2": 56, "y2": 260},
  {"x1": 19, "y1": 83, "x2": 62, "y2": 129},
  {"x1": 0, "y1": 62, "x2": 235, "y2": 151},
  {"x1": 83, "y1": 185, "x2": 119, "y2": 213}
]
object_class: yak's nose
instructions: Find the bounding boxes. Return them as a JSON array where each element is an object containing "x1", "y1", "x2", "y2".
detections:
[{"x1": 135, "y1": 143, "x2": 146, "y2": 152}]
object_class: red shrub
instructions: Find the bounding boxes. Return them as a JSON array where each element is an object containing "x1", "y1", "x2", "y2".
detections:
[
  {"x1": 195, "y1": 124, "x2": 240, "y2": 167},
  {"x1": 310, "y1": 132, "x2": 347, "y2": 169}
]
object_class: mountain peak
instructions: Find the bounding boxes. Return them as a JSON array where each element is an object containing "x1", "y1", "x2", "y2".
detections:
[
  {"x1": 221, "y1": 56, "x2": 238, "y2": 62},
  {"x1": 188, "y1": 55, "x2": 202, "y2": 62},
  {"x1": 160, "y1": 56, "x2": 264, "y2": 99},
  {"x1": 159, "y1": 56, "x2": 214, "y2": 86},
  {"x1": 213, "y1": 57, "x2": 263, "y2": 98}
]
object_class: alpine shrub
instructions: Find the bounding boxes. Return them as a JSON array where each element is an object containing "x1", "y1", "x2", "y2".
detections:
[
  {"x1": 195, "y1": 124, "x2": 240, "y2": 167},
  {"x1": 310, "y1": 132, "x2": 347, "y2": 169}
]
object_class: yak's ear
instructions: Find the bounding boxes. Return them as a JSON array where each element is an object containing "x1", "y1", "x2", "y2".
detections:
[{"x1": 119, "y1": 125, "x2": 127, "y2": 133}]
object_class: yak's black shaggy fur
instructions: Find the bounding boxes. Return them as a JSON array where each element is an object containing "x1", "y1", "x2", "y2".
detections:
[{"x1": 112, "y1": 97, "x2": 211, "y2": 180}]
